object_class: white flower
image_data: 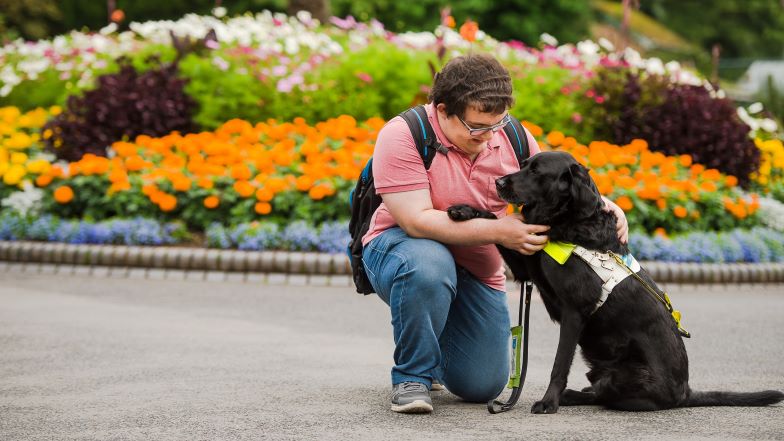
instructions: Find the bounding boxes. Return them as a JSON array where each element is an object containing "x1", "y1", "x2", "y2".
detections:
[
  {"x1": 212, "y1": 6, "x2": 227, "y2": 18},
  {"x1": 645, "y1": 57, "x2": 665, "y2": 75},
  {"x1": 760, "y1": 118, "x2": 778, "y2": 133},
  {"x1": 748, "y1": 102, "x2": 764, "y2": 114},
  {"x1": 665, "y1": 60, "x2": 681, "y2": 73},
  {"x1": 577, "y1": 39, "x2": 599, "y2": 56},
  {"x1": 1, "y1": 183, "x2": 43, "y2": 217},
  {"x1": 598, "y1": 37, "x2": 615, "y2": 52},
  {"x1": 100, "y1": 23, "x2": 118, "y2": 35},
  {"x1": 758, "y1": 196, "x2": 784, "y2": 231},
  {"x1": 540, "y1": 33, "x2": 558, "y2": 47},
  {"x1": 737, "y1": 107, "x2": 759, "y2": 132}
]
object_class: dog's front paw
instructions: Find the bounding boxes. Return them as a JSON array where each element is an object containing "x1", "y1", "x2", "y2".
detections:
[
  {"x1": 447, "y1": 205, "x2": 478, "y2": 221},
  {"x1": 531, "y1": 399, "x2": 559, "y2": 414}
]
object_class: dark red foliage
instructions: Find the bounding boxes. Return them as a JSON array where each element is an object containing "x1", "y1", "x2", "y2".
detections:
[
  {"x1": 645, "y1": 85, "x2": 758, "y2": 185},
  {"x1": 44, "y1": 59, "x2": 198, "y2": 161},
  {"x1": 607, "y1": 74, "x2": 759, "y2": 186}
]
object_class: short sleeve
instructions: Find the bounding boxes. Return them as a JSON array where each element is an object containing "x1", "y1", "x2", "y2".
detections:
[{"x1": 372, "y1": 116, "x2": 430, "y2": 194}]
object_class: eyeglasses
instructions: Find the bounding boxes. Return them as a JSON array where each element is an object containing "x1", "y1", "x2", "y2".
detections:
[{"x1": 458, "y1": 114, "x2": 511, "y2": 136}]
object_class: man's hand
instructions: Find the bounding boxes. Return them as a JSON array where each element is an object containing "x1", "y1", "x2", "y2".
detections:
[
  {"x1": 495, "y1": 213, "x2": 550, "y2": 255},
  {"x1": 601, "y1": 196, "x2": 629, "y2": 244}
]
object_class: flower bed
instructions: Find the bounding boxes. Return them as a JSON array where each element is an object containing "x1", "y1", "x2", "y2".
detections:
[
  {"x1": 2, "y1": 211, "x2": 782, "y2": 264},
  {"x1": 1, "y1": 12, "x2": 783, "y2": 265}
]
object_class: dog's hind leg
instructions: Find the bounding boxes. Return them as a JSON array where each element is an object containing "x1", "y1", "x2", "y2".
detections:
[{"x1": 559, "y1": 389, "x2": 597, "y2": 406}]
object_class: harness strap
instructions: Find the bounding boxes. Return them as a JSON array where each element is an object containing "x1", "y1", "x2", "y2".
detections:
[{"x1": 572, "y1": 246, "x2": 640, "y2": 314}]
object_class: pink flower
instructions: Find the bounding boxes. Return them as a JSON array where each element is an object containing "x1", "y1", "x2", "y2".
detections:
[
  {"x1": 330, "y1": 16, "x2": 357, "y2": 30},
  {"x1": 571, "y1": 113, "x2": 583, "y2": 123},
  {"x1": 356, "y1": 72, "x2": 373, "y2": 83},
  {"x1": 586, "y1": 90, "x2": 595, "y2": 98},
  {"x1": 595, "y1": 96, "x2": 605, "y2": 104}
]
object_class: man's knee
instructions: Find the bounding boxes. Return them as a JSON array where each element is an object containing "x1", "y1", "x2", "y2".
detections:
[{"x1": 445, "y1": 370, "x2": 508, "y2": 403}]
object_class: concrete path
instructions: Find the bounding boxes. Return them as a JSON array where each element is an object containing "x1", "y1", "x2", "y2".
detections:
[{"x1": 1, "y1": 272, "x2": 783, "y2": 440}]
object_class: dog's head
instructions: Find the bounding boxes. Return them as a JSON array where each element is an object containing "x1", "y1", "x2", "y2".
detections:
[{"x1": 496, "y1": 151, "x2": 603, "y2": 225}]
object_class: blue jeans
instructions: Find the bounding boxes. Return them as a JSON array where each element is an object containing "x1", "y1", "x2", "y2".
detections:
[{"x1": 362, "y1": 227, "x2": 510, "y2": 402}]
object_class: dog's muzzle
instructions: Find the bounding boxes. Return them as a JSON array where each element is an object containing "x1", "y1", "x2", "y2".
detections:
[{"x1": 496, "y1": 176, "x2": 522, "y2": 205}]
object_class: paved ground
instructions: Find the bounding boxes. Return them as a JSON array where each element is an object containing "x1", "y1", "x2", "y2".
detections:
[{"x1": 0, "y1": 271, "x2": 783, "y2": 441}]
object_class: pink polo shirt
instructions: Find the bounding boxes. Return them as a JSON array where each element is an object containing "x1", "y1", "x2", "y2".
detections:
[{"x1": 362, "y1": 103, "x2": 541, "y2": 291}]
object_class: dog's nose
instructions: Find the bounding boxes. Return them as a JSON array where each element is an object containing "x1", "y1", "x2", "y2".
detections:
[{"x1": 496, "y1": 176, "x2": 508, "y2": 191}]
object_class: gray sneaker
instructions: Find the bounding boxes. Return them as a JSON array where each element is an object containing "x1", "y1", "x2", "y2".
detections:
[
  {"x1": 391, "y1": 382, "x2": 433, "y2": 413},
  {"x1": 430, "y1": 381, "x2": 445, "y2": 391}
]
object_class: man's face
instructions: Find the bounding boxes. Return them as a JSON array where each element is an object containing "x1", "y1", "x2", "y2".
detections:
[{"x1": 437, "y1": 103, "x2": 508, "y2": 157}]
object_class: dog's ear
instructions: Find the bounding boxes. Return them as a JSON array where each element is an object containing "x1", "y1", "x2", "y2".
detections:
[{"x1": 568, "y1": 163, "x2": 601, "y2": 218}]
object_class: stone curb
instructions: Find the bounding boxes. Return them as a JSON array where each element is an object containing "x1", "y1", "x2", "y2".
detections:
[{"x1": 1, "y1": 241, "x2": 783, "y2": 284}]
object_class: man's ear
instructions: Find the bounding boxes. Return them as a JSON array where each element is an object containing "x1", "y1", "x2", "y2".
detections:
[{"x1": 569, "y1": 163, "x2": 601, "y2": 218}]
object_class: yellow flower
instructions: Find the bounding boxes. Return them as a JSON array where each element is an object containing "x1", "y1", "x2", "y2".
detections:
[
  {"x1": 5, "y1": 133, "x2": 33, "y2": 150},
  {"x1": 10, "y1": 152, "x2": 28, "y2": 164},
  {"x1": 26, "y1": 159, "x2": 51, "y2": 174},
  {"x1": 2, "y1": 164, "x2": 26, "y2": 185}
]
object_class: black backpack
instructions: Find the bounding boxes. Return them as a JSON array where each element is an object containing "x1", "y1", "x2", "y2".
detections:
[{"x1": 347, "y1": 105, "x2": 531, "y2": 294}]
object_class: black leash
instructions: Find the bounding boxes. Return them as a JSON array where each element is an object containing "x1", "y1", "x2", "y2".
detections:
[{"x1": 488, "y1": 280, "x2": 533, "y2": 414}]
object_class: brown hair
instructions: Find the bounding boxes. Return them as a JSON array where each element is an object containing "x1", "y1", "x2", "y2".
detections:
[{"x1": 428, "y1": 53, "x2": 514, "y2": 118}]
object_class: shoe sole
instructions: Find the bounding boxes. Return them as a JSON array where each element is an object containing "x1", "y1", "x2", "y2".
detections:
[
  {"x1": 431, "y1": 383, "x2": 445, "y2": 391},
  {"x1": 391, "y1": 400, "x2": 433, "y2": 413}
]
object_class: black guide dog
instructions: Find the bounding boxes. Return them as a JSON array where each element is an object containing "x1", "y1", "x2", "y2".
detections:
[{"x1": 448, "y1": 151, "x2": 784, "y2": 413}]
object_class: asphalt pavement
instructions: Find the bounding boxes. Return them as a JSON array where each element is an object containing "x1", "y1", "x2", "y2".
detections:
[{"x1": 1, "y1": 271, "x2": 783, "y2": 440}]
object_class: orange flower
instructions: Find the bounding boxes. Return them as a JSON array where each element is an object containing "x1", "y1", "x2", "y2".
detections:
[
  {"x1": 204, "y1": 196, "x2": 220, "y2": 209},
  {"x1": 54, "y1": 186, "x2": 74, "y2": 204},
  {"x1": 699, "y1": 181, "x2": 717, "y2": 192},
  {"x1": 172, "y1": 176, "x2": 192, "y2": 192},
  {"x1": 678, "y1": 155, "x2": 692, "y2": 167},
  {"x1": 295, "y1": 175, "x2": 314, "y2": 192},
  {"x1": 546, "y1": 131, "x2": 564, "y2": 147},
  {"x1": 614, "y1": 196, "x2": 633, "y2": 211},
  {"x1": 233, "y1": 180, "x2": 255, "y2": 198},
  {"x1": 255, "y1": 187, "x2": 274, "y2": 202},
  {"x1": 230, "y1": 164, "x2": 252, "y2": 180},
  {"x1": 255, "y1": 202, "x2": 272, "y2": 215},
  {"x1": 673, "y1": 205, "x2": 688, "y2": 218},
  {"x1": 110, "y1": 8, "x2": 125, "y2": 23},
  {"x1": 459, "y1": 19, "x2": 479, "y2": 42},
  {"x1": 521, "y1": 121, "x2": 543, "y2": 137},
  {"x1": 197, "y1": 178, "x2": 214, "y2": 189},
  {"x1": 656, "y1": 199, "x2": 667, "y2": 210},
  {"x1": 36, "y1": 174, "x2": 54, "y2": 187},
  {"x1": 725, "y1": 176, "x2": 738, "y2": 187},
  {"x1": 158, "y1": 194, "x2": 177, "y2": 212},
  {"x1": 653, "y1": 227, "x2": 667, "y2": 238}
]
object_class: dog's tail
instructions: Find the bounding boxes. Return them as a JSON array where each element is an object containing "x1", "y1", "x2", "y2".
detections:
[{"x1": 685, "y1": 390, "x2": 784, "y2": 407}]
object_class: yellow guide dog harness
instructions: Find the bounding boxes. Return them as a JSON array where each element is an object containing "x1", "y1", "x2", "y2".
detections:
[{"x1": 543, "y1": 241, "x2": 690, "y2": 338}]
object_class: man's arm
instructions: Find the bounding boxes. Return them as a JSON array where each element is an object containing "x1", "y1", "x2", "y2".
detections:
[
  {"x1": 600, "y1": 196, "x2": 629, "y2": 244},
  {"x1": 382, "y1": 189, "x2": 549, "y2": 255}
]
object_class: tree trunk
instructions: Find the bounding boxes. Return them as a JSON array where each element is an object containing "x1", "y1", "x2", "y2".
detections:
[{"x1": 287, "y1": 0, "x2": 330, "y2": 24}]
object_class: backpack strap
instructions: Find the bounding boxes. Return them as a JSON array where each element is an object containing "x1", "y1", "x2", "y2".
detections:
[
  {"x1": 399, "y1": 105, "x2": 447, "y2": 170},
  {"x1": 503, "y1": 115, "x2": 531, "y2": 168}
]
